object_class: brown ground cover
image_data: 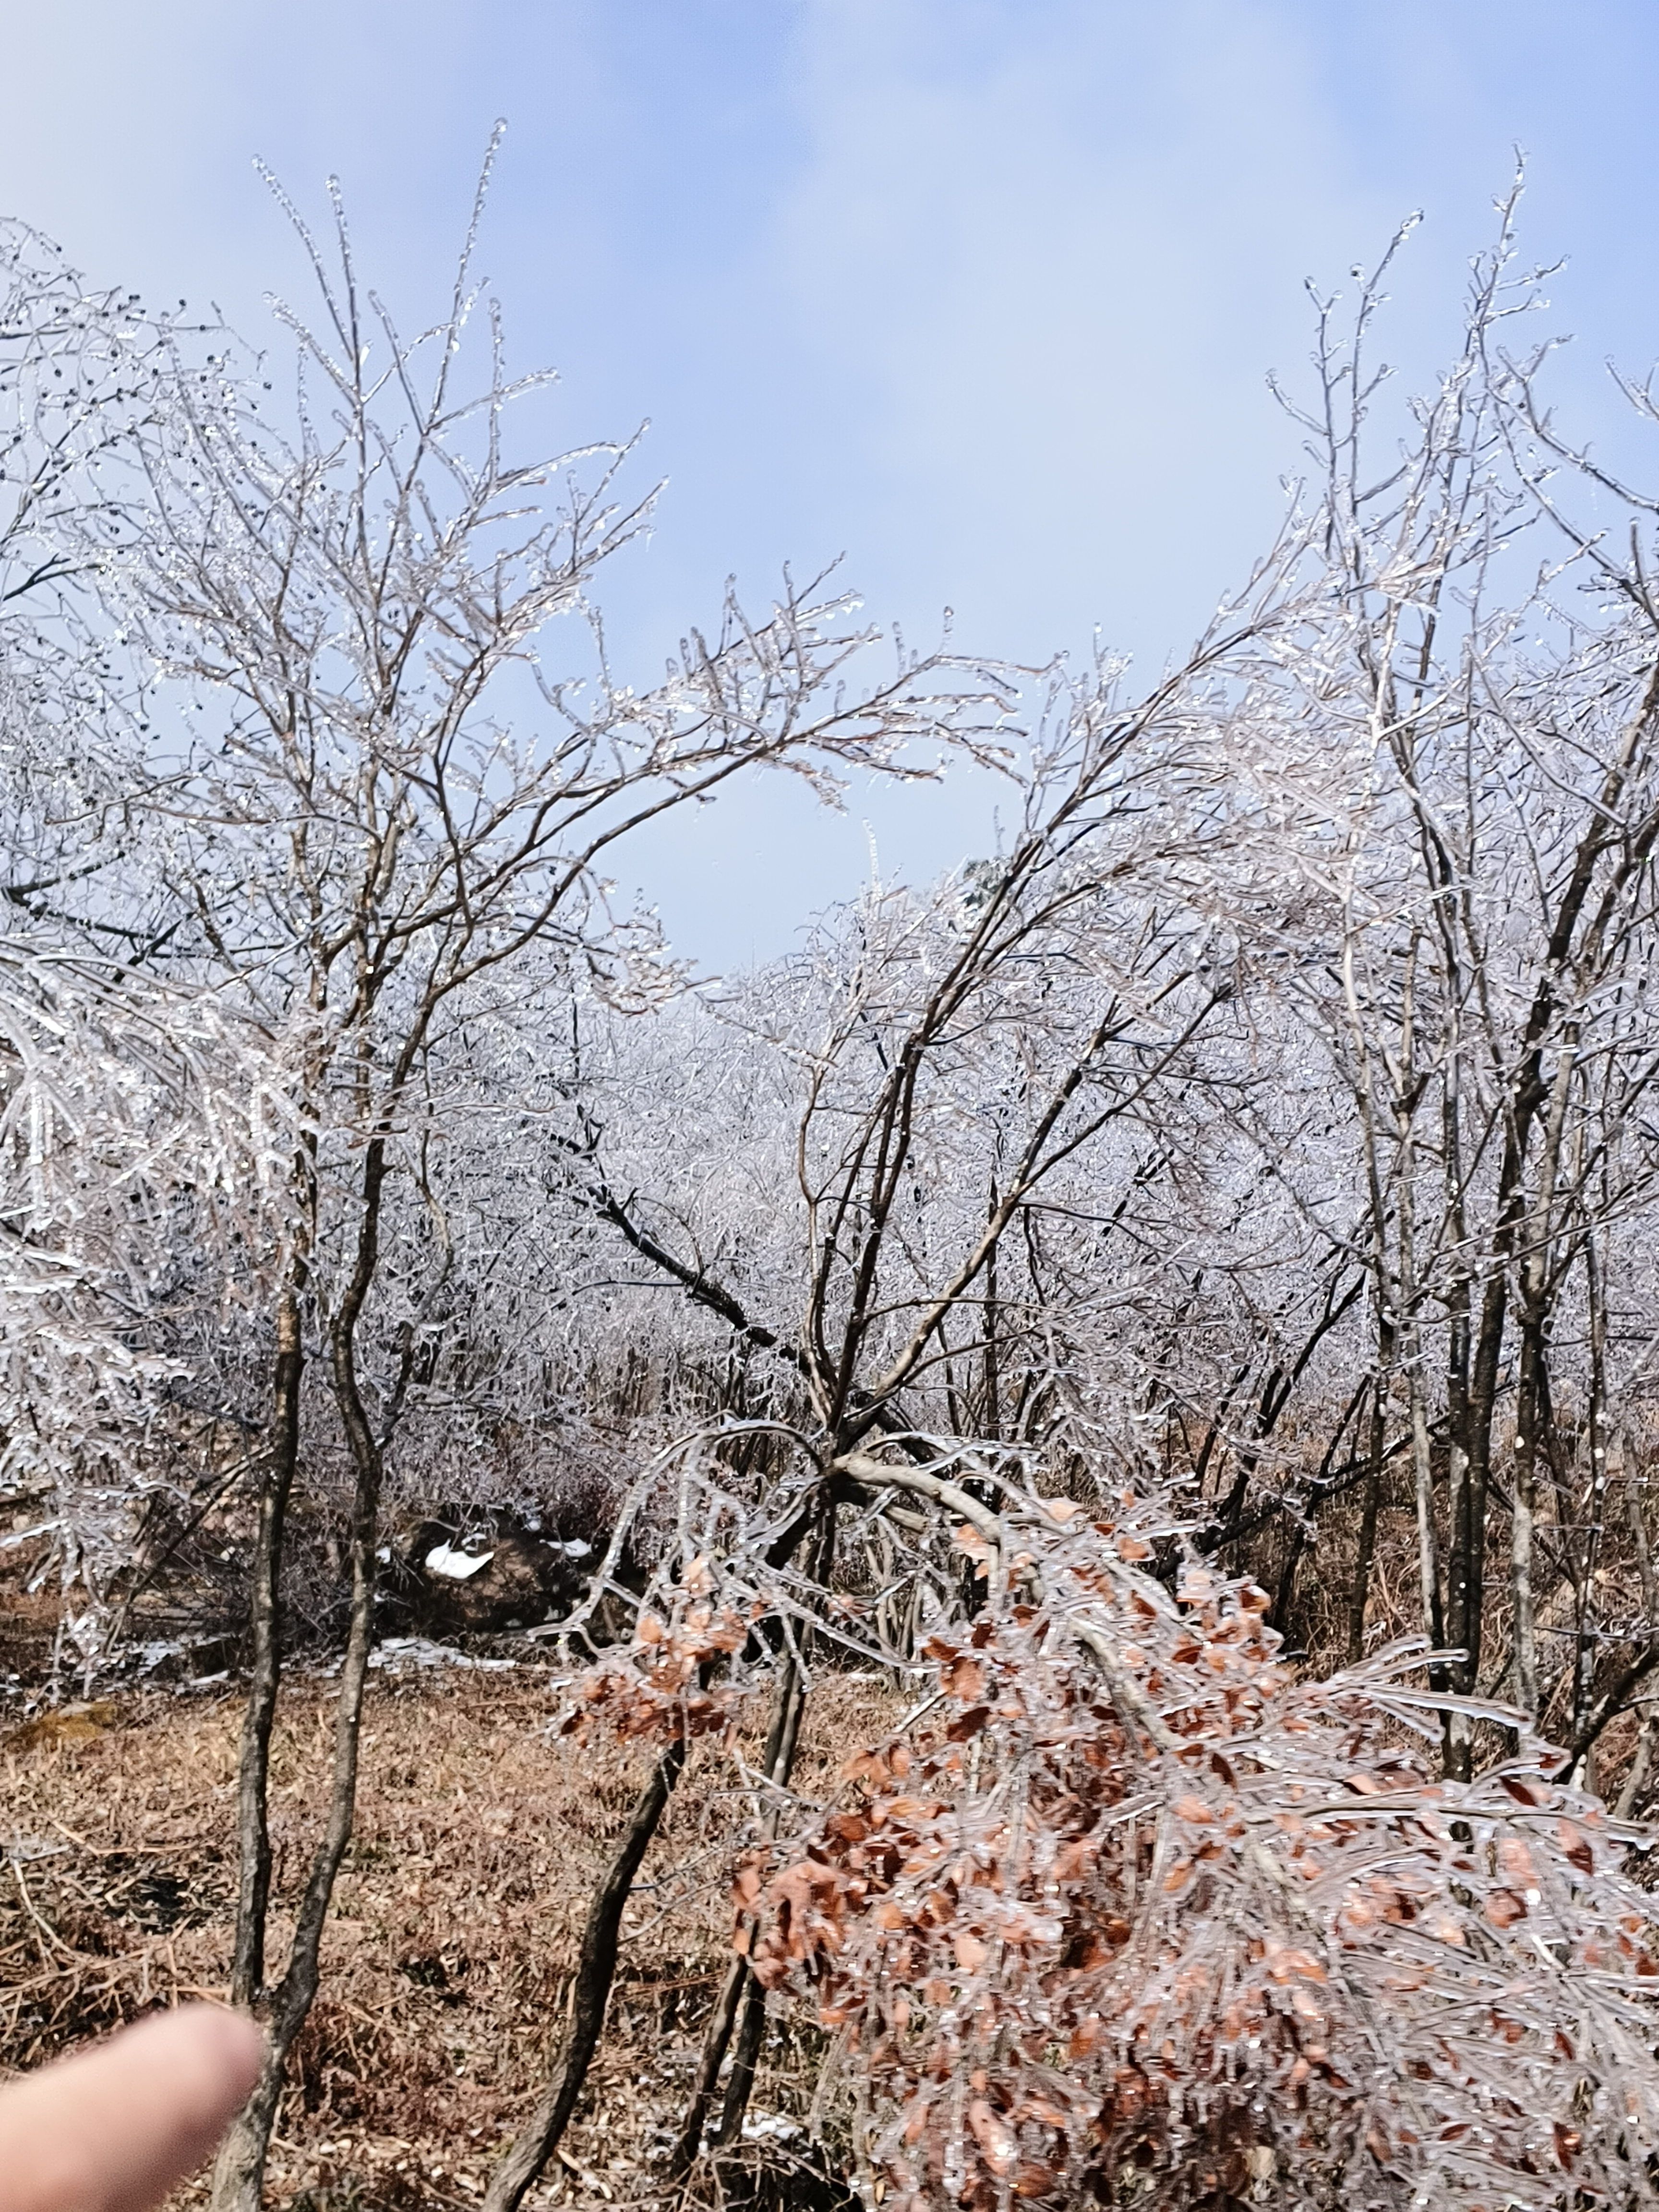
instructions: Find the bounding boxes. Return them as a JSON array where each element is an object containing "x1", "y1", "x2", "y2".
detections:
[{"x1": 0, "y1": 1657, "x2": 896, "y2": 2210}]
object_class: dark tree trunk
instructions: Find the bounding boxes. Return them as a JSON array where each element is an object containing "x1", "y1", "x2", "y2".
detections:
[
  {"x1": 669, "y1": 1656, "x2": 807, "y2": 2175},
  {"x1": 713, "y1": 1972, "x2": 769, "y2": 2149},
  {"x1": 1346, "y1": 1383, "x2": 1385, "y2": 1665},
  {"x1": 212, "y1": 1140, "x2": 389, "y2": 2212},
  {"x1": 481, "y1": 1737, "x2": 690, "y2": 2212},
  {"x1": 229, "y1": 1278, "x2": 305, "y2": 2010}
]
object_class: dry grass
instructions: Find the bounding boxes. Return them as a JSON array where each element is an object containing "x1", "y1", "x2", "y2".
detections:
[{"x1": 1, "y1": 1658, "x2": 898, "y2": 2211}]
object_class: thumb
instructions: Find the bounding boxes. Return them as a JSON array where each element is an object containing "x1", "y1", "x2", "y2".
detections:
[{"x1": 0, "y1": 2006, "x2": 263, "y2": 2212}]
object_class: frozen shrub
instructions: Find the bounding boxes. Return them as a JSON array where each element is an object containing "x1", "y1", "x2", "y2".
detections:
[{"x1": 740, "y1": 1493, "x2": 1659, "y2": 2211}]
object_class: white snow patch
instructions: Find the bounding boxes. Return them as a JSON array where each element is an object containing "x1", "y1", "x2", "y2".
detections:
[
  {"x1": 425, "y1": 1543, "x2": 493, "y2": 1581},
  {"x1": 741, "y1": 2113, "x2": 803, "y2": 2144},
  {"x1": 370, "y1": 1637, "x2": 515, "y2": 1673}
]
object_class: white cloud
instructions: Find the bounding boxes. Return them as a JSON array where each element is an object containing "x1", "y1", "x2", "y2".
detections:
[
  {"x1": 757, "y1": 0, "x2": 1395, "y2": 668},
  {"x1": 4, "y1": 0, "x2": 1657, "y2": 963}
]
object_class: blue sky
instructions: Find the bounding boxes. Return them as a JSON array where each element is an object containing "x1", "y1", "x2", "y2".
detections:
[{"x1": 5, "y1": 1, "x2": 1659, "y2": 968}]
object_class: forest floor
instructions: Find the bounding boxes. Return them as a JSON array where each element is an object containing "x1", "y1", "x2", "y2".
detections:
[{"x1": 0, "y1": 1645, "x2": 896, "y2": 2212}]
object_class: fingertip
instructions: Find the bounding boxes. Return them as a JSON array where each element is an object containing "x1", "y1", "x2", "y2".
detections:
[
  {"x1": 189, "y1": 2004, "x2": 264, "y2": 2096},
  {"x1": 0, "y1": 2003, "x2": 264, "y2": 2212},
  {"x1": 127, "y1": 2004, "x2": 264, "y2": 2113}
]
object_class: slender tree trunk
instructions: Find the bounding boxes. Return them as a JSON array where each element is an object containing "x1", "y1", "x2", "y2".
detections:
[
  {"x1": 1406, "y1": 1363, "x2": 1443, "y2": 1655},
  {"x1": 481, "y1": 1738, "x2": 689, "y2": 2212},
  {"x1": 211, "y1": 1437, "x2": 381, "y2": 2212},
  {"x1": 229, "y1": 1277, "x2": 305, "y2": 2010},
  {"x1": 1511, "y1": 1311, "x2": 1544, "y2": 1718},
  {"x1": 1513, "y1": 1040, "x2": 1578, "y2": 1721},
  {"x1": 1627, "y1": 1425, "x2": 1658, "y2": 1657},
  {"x1": 702, "y1": 1505, "x2": 839, "y2": 2157},
  {"x1": 1268, "y1": 1377, "x2": 1369, "y2": 1644},
  {"x1": 1347, "y1": 1382, "x2": 1385, "y2": 1665},
  {"x1": 212, "y1": 1142, "x2": 388, "y2": 2212},
  {"x1": 675, "y1": 1955, "x2": 750, "y2": 2176},
  {"x1": 981, "y1": 1180, "x2": 1002, "y2": 1441},
  {"x1": 669, "y1": 1657, "x2": 807, "y2": 2175},
  {"x1": 1571, "y1": 1220, "x2": 1611, "y2": 1744},
  {"x1": 227, "y1": 1122, "x2": 319, "y2": 2021},
  {"x1": 1271, "y1": 1518, "x2": 1307, "y2": 1644},
  {"x1": 1339, "y1": 926, "x2": 1404, "y2": 1674},
  {"x1": 1448, "y1": 1268, "x2": 1508, "y2": 1776},
  {"x1": 713, "y1": 1972, "x2": 769, "y2": 2149}
]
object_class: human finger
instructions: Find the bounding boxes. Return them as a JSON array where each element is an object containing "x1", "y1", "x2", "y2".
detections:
[{"x1": 0, "y1": 2005, "x2": 263, "y2": 2212}]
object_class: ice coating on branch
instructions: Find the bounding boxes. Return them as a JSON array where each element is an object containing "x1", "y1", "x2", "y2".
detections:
[
  {"x1": 556, "y1": 1443, "x2": 1659, "y2": 2210},
  {"x1": 732, "y1": 1511, "x2": 1659, "y2": 2212},
  {"x1": 0, "y1": 941, "x2": 289, "y2": 1662}
]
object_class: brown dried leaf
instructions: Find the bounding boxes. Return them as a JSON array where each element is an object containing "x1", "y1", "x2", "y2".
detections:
[
  {"x1": 968, "y1": 2097, "x2": 1017, "y2": 2176},
  {"x1": 1559, "y1": 1820, "x2": 1595, "y2": 1874}
]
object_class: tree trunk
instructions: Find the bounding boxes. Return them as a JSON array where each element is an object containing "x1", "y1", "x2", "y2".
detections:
[
  {"x1": 481, "y1": 1737, "x2": 689, "y2": 2212},
  {"x1": 1346, "y1": 1382, "x2": 1384, "y2": 1665},
  {"x1": 1511, "y1": 1312, "x2": 1544, "y2": 1718},
  {"x1": 713, "y1": 1972, "x2": 769, "y2": 2149},
  {"x1": 1448, "y1": 1267, "x2": 1508, "y2": 1775},
  {"x1": 212, "y1": 1141, "x2": 388, "y2": 2212},
  {"x1": 669, "y1": 1656, "x2": 807, "y2": 2175},
  {"x1": 229, "y1": 1278, "x2": 305, "y2": 2010},
  {"x1": 210, "y1": 1459, "x2": 380, "y2": 2212}
]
